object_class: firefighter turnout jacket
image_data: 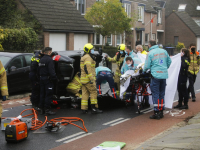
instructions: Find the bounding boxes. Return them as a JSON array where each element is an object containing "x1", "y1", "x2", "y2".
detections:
[
  {"x1": 188, "y1": 51, "x2": 200, "y2": 75},
  {"x1": 0, "y1": 61, "x2": 8, "y2": 96},
  {"x1": 66, "y1": 72, "x2": 82, "y2": 98}
]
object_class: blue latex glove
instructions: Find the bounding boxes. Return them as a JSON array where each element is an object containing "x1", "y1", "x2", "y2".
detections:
[{"x1": 2, "y1": 96, "x2": 6, "y2": 101}]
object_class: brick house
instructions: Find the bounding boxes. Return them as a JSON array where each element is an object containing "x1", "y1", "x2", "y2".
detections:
[
  {"x1": 160, "y1": 0, "x2": 200, "y2": 49},
  {"x1": 74, "y1": 0, "x2": 165, "y2": 49},
  {"x1": 17, "y1": 0, "x2": 94, "y2": 51}
]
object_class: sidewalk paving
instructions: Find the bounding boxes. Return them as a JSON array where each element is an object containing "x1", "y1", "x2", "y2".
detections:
[{"x1": 135, "y1": 112, "x2": 200, "y2": 150}]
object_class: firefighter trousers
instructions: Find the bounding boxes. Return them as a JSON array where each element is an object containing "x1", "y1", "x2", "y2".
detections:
[
  {"x1": 0, "y1": 100, "x2": 2, "y2": 118},
  {"x1": 96, "y1": 71, "x2": 118, "y2": 99},
  {"x1": 81, "y1": 82, "x2": 98, "y2": 110},
  {"x1": 114, "y1": 75, "x2": 120, "y2": 96}
]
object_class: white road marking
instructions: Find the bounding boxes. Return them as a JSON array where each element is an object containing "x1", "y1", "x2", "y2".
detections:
[
  {"x1": 63, "y1": 133, "x2": 92, "y2": 143},
  {"x1": 110, "y1": 118, "x2": 130, "y2": 126},
  {"x1": 3, "y1": 110, "x2": 8, "y2": 112},
  {"x1": 143, "y1": 109, "x2": 154, "y2": 114},
  {"x1": 56, "y1": 132, "x2": 85, "y2": 142},
  {"x1": 103, "y1": 118, "x2": 124, "y2": 125},
  {"x1": 196, "y1": 89, "x2": 200, "y2": 92}
]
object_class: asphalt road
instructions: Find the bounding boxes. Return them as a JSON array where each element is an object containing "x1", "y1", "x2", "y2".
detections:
[{"x1": 1, "y1": 72, "x2": 200, "y2": 150}]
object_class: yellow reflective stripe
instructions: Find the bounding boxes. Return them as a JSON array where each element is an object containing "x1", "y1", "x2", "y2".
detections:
[
  {"x1": 115, "y1": 72, "x2": 121, "y2": 76},
  {"x1": 74, "y1": 77, "x2": 82, "y2": 85},
  {"x1": 84, "y1": 61, "x2": 91, "y2": 65},
  {"x1": 0, "y1": 67, "x2": 5, "y2": 75},
  {"x1": 88, "y1": 73, "x2": 92, "y2": 77},
  {"x1": 90, "y1": 99, "x2": 97, "y2": 104},
  {"x1": 185, "y1": 60, "x2": 190, "y2": 65},
  {"x1": 81, "y1": 100, "x2": 88, "y2": 105},
  {"x1": 91, "y1": 64, "x2": 95, "y2": 67},
  {"x1": 31, "y1": 57, "x2": 40, "y2": 62},
  {"x1": 1, "y1": 86, "x2": 7, "y2": 90},
  {"x1": 188, "y1": 70, "x2": 199, "y2": 74},
  {"x1": 67, "y1": 85, "x2": 81, "y2": 89},
  {"x1": 80, "y1": 64, "x2": 84, "y2": 67},
  {"x1": 191, "y1": 60, "x2": 197, "y2": 63}
]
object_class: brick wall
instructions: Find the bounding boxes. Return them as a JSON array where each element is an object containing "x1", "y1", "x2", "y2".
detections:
[
  {"x1": 67, "y1": 33, "x2": 74, "y2": 50},
  {"x1": 165, "y1": 13, "x2": 196, "y2": 48},
  {"x1": 86, "y1": 0, "x2": 96, "y2": 9}
]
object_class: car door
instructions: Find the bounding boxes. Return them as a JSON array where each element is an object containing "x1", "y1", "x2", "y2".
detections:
[
  {"x1": 7, "y1": 55, "x2": 27, "y2": 92},
  {"x1": 24, "y1": 54, "x2": 33, "y2": 89}
]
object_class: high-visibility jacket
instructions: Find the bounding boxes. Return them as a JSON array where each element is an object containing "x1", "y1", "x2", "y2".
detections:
[
  {"x1": 66, "y1": 72, "x2": 82, "y2": 96},
  {"x1": 0, "y1": 61, "x2": 8, "y2": 96},
  {"x1": 80, "y1": 54, "x2": 96, "y2": 84},
  {"x1": 141, "y1": 50, "x2": 147, "y2": 55},
  {"x1": 188, "y1": 51, "x2": 200, "y2": 75},
  {"x1": 107, "y1": 52, "x2": 124, "y2": 78},
  {"x1": 144, "y1": 45, "x2": 172, "y2": 79}
]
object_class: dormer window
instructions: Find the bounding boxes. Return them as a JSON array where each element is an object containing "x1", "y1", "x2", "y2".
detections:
[
  {"x1": 178, "y1": 4, "x2": 186, "y2": 11},
  {"x1": 197, "y1": 6, "x2": 200, "y2": 10}
]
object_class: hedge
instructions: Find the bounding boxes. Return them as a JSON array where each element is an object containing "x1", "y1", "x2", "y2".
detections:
[
  {"x1": 94, "y1": 45, "x2": 118, "y2": 57},
  {"x1": 0, "y1": 28, "x2": 38, "y2": 52}
]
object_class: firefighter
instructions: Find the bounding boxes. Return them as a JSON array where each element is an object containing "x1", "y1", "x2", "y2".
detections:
[
  {"x1": 29, "y1": 50, "x2": 44, "y2": 110},
  {"x1": 96, "y1": 66, "x2": 118, "y2": 99},
  {"x1": 80, "y1": 43, "x2": 103, "y2": 114},
  {"x1": 187, "y1": 43, "x2": 200, "y2": 102},
  {"x1": 0, "y1": 60, "x2": 8, "y2": 123},
  {"x1": 39, "y1": 47, "x2": 57, "y2": 115},
  {"x1": 105, "y1": 44, "x2": 126, "y2": 96},
  {"x1": 66, "y1": 72, "x2": 82, "y2": 98}
]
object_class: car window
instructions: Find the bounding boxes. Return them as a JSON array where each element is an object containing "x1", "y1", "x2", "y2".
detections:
[
  {"x1": 24, "y1": 55, "x2": 32, "y2": 66},
  {"x1": 0, "y1": 56, "x2": 12, "y2": 66},
  {"x1": 8, "y1": 56, "x2": 24, "y2": 69}
]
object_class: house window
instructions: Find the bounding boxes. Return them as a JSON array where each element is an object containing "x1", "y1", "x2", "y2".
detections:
[
  {"x1": 94, "y1": 33, "x2": 103, "y2": 45},
  {"x1": 152, "y1": 34, "x2": 156, "y2": 40},
  {"x1": 117, "y1": 34, "x2": 122, "y2": 45},
  {"x1": 124, "y1": 3, "x2": 131, "y2": 18},
  {"x1": 174, "y1": 36, "x2": 179, "y2": 45},
  {"x1": 138, "y1": 6, "x2": 144, "y2": 23},
  {"x1": 107, "y1": 35, "x2": 112, "y2": 45},
  {"x1": 145, "y1": 34, "x2": 149, "y2": 45},
  {"x1": 75, "y1": 0, "x2": 86, "y2": 15},
  {"x1": 197, "y1": 6, "x2": 200, "y2": 10},
  {"x1": 178, "y1": 4, "x2": 186, "y2": 11},
  {"x1": 157, "y1": 10, "x2": 162, "y2": 24}
]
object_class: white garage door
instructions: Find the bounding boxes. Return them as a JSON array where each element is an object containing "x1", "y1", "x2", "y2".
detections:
[
  {"x1": 74, "y1": 34, "x2": 88, "y2": 50},
  {"x1": 197, "y1": 37, "x2": 200, "y2": 51},
  {"x1": 49, "y1": 33, "x2": 66, "y2": 51}
]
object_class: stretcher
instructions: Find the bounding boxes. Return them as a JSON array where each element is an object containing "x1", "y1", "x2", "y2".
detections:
[{"x1": 120, "y1": 63, "x2": 152, "y2": 114}]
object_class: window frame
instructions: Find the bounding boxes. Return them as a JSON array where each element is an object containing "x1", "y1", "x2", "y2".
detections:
[
  {"x1": 178, "y1": 4, "x2": 186, "y2": 11},
  {"x1": 75, "y1": 0, "x2": 86, "y2": 15},
  {"x1": 124, "y1": 3, "x2": 131, "y2": 18},
  {"x1": 145, "y1": 33, "x2": 149, "y2": 45},
  {"x1": 116, "y1": 34, "x2": 122, "y2": 46},
  {"x1": 24, "y1": 54, "x2": 33, "y2": 67},
  {"x1": 8, "y1": 55, "x2": 25, "y2": 69},
  {"x1": 107, "y1": 34, "x2": 112, "y2": 46},
  {"x1": 157, "y1": 10, "x2": 162, "y2": 24},
  {"x1": 94, "y1": 33, "x2": 103, "y2": 45},
  {"x1": 138, "y1": 5, "x2": 144, "y2": 23}
]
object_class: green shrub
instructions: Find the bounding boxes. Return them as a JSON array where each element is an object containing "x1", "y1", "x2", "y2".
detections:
[
  {"x1": 1, "y1": 28, "x2": 38, "y2": 52},
  {"x1": 176, "y1": 42, "x2": 185, "y2": 51},
  {"x1": 94, "y1": 45, "x2": 118, "y2": 57}
]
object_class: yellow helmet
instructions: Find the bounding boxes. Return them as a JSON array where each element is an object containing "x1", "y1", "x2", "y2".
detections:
[
  {"x1": 84, "y1": 43, "x2": 94, "y2": 53},
  {"x1": 118, "y1": 44, "x2": 125, "y2": 51}
]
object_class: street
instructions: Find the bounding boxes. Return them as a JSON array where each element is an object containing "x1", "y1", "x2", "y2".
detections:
[{"x1": 1, "y1": 72, "x2": 200, "y2": 150}]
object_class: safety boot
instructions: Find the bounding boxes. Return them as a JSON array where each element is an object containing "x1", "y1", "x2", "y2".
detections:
[
  {"x1": 192, "y1": 97, "x2": 196, "y2": 102},
  {"x1": 179, "y1": 105, "x2": 188, "y2": 110},
  {"x1": 174, "y1": 103, "x2": 182, "y2": 109},
  {"x1": 45, "y1": 109, "x2": 56, "y2": 115},
  {"x1": 149, "y1": 111, "x2": 160, "y2": 120},
  {"x1": 91, "y1": 104, "x2": 103, "y2": 114},
  {"x1": 160, "y1": 110, "x2": 164, "y2": 118}
]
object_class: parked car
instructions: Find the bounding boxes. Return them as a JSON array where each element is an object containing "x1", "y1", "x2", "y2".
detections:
[{"x1": 0, "y1": 52, "x2": 33, "y2": 93}]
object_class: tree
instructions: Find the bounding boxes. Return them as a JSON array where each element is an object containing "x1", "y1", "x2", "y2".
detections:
[{"x1": 85, "y1": 0, "x2": 134, "y2": 48}]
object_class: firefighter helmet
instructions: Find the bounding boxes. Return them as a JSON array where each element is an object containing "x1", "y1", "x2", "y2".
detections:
[
  {"x1": 84, "y1": 43, "x2": 94, "y2": 53},
  {"x1": 118, "y1": 44, "x2": 125, "y2": 51}
]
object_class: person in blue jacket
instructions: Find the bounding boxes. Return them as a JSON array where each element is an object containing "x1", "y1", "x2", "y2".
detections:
[
  {"x1": 96, "y1": 66, "x2": 118, "y2": 99},
  {"x1": 121, "y1": 57, "x2": 142, "y2": 74},
  {"x1": 123, "y1": 45, "x2": 136, "y2": 64},
  {"x1": 143, "y1": 40, "x2": 172, "y2": 120}
]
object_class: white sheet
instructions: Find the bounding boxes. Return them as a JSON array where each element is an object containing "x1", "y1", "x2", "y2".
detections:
[{"x1": 120, "y1": 53, "x2": 181, "y2": 109}]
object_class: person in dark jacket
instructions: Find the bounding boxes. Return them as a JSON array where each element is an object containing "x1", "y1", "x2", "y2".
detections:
[
  {"x1": 174, "y1": 48, "x2": 190, "y2": 109},
  {"x1": 29, "y1": 50, "x2": 44, "y2": 109},
  {"x1": 39, "y1": 47, "x2": 57, "y2": 115}
]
